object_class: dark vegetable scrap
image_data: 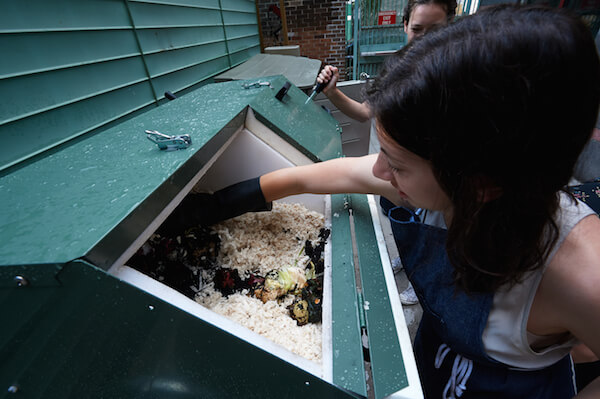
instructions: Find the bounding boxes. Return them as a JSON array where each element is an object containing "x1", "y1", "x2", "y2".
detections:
[
  {"x1": 288, "y1": 278, "x2": 323, "y2": 326},
  {"x1": 290, "y1": 300, "x2": 310, "y2": 326},
  {"x1": 305, "y1": 228, "x2": 330, "y2": 274},
  {"x1": 213, "y1": 268, "x2": 244, "y2": 297},
  {"x1": 213, "y1": 268, "x2": 265, "y2": 297},
  {"x1": 286, "y1": 228, "x2": 329, "y2": 326},
  {"x1": 127, "y1": 225, "x2": 221, "y2": 298}
]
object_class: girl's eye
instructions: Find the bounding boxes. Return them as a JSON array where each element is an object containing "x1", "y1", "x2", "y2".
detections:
[{"x1": 387, "y1": 163, "x2": 400, "y2": 173}]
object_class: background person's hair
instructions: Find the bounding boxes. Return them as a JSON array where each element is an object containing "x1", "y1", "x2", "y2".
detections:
[
  {"x1": 368, "y1": 4, "x2": 600, "y2": 293},
  {"x1": 402, "y1": 0, "x2": 458, "y2": 24}
]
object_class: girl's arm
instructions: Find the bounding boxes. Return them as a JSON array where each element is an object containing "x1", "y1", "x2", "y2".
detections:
[
  {"x1": 260, "y1": 154, "x2": 404, "y2": 204},
  {"x1": 164, "y1": 155, "x2": 404, "y2": 230},
  {"x1": 325, "y1": 88, "x2": 371, "y2": 123}
]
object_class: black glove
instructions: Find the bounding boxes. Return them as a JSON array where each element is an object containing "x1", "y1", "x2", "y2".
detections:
[{"x1": 158, "y1": 177, "x2": 272, "y2": 236}]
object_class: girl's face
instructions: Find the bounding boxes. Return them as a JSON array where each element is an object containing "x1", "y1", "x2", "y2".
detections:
[
  {"x1": 404, "y1": 3, "x2": 449, "y2": 42},
  {"x1": 372, "y1": 124, "x2": 452, "y2": 215}
]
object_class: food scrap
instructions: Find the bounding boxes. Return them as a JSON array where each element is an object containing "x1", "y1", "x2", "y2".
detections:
[
  {"x1": 127, "y1": 202, "x2": 329, "y2": 363},
  {"x1": 128, "y1": 207, "x2": 329, "y2": 326}
]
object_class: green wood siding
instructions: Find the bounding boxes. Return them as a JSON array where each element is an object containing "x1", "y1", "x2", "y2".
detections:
[{"x1": 0, "y1": 0, "x2": 260, "y2": 172}]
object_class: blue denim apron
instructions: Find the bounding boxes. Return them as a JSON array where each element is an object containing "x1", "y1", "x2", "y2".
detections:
[{"x1": 387, "y1": 206, "x2": 576, "y2": 399}]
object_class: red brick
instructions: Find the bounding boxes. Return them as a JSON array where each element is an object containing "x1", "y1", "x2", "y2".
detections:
[{"x1": 256, "y1": 0, "x2": 348, "y2": 79}]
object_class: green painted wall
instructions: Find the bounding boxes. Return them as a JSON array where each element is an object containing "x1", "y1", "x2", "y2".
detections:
[{"x1": 0, "y1": 0, "x2": 261, "y2": 172}]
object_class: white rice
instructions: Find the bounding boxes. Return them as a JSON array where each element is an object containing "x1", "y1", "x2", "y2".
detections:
[{"x1": 195, "y1": 202, "x2": 325, "y2": 363}]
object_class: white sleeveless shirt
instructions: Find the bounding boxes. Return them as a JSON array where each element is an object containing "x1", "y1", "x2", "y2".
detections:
[{"x1": 482, "y1": 193, "x2": 596, "y2": 369}]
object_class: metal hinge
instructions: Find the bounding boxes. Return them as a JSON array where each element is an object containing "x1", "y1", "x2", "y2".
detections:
[
  {"x1": 357, "y1": 291, "x2": 367, "y2": 329},
  {"x1": 241, "y1": 81, "x2": 273, "y2": 89},
  {"x1": 357, "y1": 291, "x2": 371, "y2": 363}
]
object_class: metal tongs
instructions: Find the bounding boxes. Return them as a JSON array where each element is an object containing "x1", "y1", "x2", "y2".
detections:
[{"x1": 145, "y1": 130, "x2": 192, "y2": 151}]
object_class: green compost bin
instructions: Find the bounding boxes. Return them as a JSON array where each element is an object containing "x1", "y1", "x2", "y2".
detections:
[{"x1": 0, "y1": 76, "x2": 417, "y2": 399}]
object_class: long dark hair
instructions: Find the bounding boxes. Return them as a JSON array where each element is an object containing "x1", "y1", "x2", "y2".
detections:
[{"x1": 368, "y1": 5, "x2": 600, "y2": 293}]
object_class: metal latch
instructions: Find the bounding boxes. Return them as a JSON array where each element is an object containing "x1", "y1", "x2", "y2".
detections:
[
  {"x1": 145, "y1": 130, "x2": 192, "y2": 151},
  {"x1": 275, "y1": 81, "x2": 291, "y2": 101},
  {"x1": 241, "y1": 81, "x2": 273, "y2": 89}
]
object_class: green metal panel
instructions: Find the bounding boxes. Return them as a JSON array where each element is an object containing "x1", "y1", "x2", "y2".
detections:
[
  {"x1": 0, "y1": 30, "x2": 140, "y2": 78},
  {"x1": 151, "y1": 57, "x2": 231, "y2": 95},
  {"x1": 135, "y1": 26, "x2": 226, "y2": 52},
  {"x1": 2, "y1": 58, "x2": 150, "y2": 124},
  {"x1": 0, "y1": 0, "x2": 261, "y2": 172},
  {"x1": 229, "y1": 46, "x2": 261, "y2": 66},
  {"x1": 0, "y1": 260, "x2": 361, "y2": 398},
  {"x1": 221, "y1": 0, "x2": 262, "y2": 66},
  {"x1": 143, "y1": 43, "x2": 229, "y2": 77},
  {"x1": 221, "y1": 0, "x2": 257, "y2": 13},
  {"x1": 350, "y1": 194, "x2": 408, "y2": 398},
  {"x1": 127, "y1": 0, "x2": 222, "y2": 27},
  {"x1": 330, "y1": 194, "x2": 368, "y2": 396},
  {"x1": 248, "y1": 77, "x2": 342, "y2": 161},
  {"x1": 346, "y1": 2, "x2": 354, "y2": 41},
  {"x1": 0, "y1": 0, "x2": 132, "y2": 31},
  {"x1": 355, "y1": 0, "x2": 408, "y2": 78},
  {"x1": 226, "y1": 33, "x2": 262, "y2": 54},
  {"x1": 127, "y1": 0, "x2": 259, "y2": 95}
]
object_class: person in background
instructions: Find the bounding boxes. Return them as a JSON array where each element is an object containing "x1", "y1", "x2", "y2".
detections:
[{"x1": 314, "y1": 0, "x2": 457, "y2": 123}]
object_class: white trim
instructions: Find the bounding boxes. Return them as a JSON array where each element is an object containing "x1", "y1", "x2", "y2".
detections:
[{"x1": 111, "y1": 265, "x2": 322, "y2": 378}]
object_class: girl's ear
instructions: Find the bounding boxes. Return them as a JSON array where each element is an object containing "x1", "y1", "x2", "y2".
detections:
[{"x1": 474, "y1": 175, "x2": 503, "y2": 203}]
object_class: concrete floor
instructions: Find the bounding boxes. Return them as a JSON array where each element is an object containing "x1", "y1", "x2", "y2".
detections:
[{"x1": 369, "y1": 128, "x2": 423, "y2": 343}]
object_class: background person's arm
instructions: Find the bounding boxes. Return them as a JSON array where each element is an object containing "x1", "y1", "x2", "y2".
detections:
[{"x1": 317, "y1": 65, "x2": 371, "y2": 122}]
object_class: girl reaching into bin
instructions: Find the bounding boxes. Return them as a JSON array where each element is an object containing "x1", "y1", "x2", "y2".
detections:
[
  {"x1": 165, "y1": 4, "x2": 600, "y2": 397},
  {"x1": 356, "y1": 6, "x2": 600, "y2": 397}
]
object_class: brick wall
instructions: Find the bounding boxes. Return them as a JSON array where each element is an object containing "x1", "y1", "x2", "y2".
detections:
[
  {"x1": 256, "y1": 0, "x2": 348, "y2": 80},
  {"x1": 257, "y1": 2, "x2": 286, "y2": 48}
]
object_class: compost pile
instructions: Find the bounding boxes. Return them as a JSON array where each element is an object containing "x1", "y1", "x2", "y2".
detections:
[{"x1": 127, "y1": 202, "x2": 329, "y2": 363}]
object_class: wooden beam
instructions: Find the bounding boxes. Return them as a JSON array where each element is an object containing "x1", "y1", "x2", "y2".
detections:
[
  {"x1": 279, "y1": 0, "x2": 289, "y2": 45},
  {"x1": 254, "y1": 0, "x2": 265, "y2": 51}
]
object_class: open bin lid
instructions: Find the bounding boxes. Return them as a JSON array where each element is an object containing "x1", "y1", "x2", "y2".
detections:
[
  {"x1": 0, "y1": 76, "x2": 421, "y2": 398},
  {"x1": 0, "y1": 75, "x2": 341, "y2": 277}
]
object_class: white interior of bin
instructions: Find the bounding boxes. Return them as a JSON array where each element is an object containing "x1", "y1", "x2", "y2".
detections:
[{"x1": 109, "y1": 108, "x2": 333, "y2": 382}]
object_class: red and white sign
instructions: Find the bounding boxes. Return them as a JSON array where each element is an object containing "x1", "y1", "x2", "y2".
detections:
[{"x1": 378, "y1": 10, "x2": 397, "y2": 25}]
